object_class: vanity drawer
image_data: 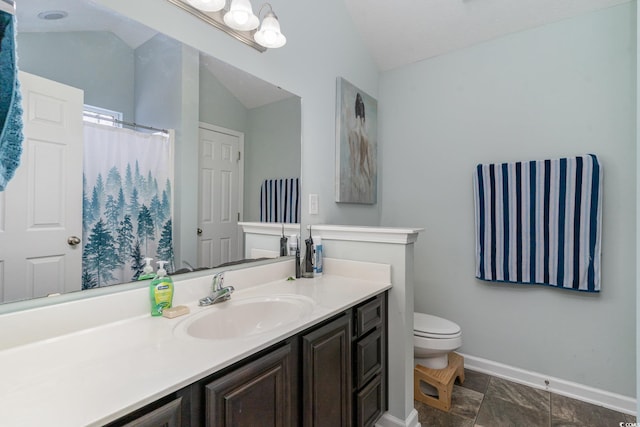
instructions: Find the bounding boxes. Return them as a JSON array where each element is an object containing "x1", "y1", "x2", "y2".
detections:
[
  {"x1": 355, "y1": 373, "x2": 383, "y2": 427},
  {"x1": 354, "y1": 327, "x2": 383, "y2": 389},
  {"x1": 355, "y1": 294, "x2": 383, "y2": 338}
]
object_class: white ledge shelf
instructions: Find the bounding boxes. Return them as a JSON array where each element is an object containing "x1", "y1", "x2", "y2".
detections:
[
  {"x1": 239, "y1": 222, "x2": 300, "y2": 236},
  {"x1": 307, "y1": 224, "x2": 423, "y2": 245}
]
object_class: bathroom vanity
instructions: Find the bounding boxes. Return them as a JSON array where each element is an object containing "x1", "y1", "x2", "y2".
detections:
[
  {"x1": 0, "y1": 258, "x2": 391, "y2": 426},
  {"x1": 107, "y1": 292, "x2": 386, "y2": 426}
]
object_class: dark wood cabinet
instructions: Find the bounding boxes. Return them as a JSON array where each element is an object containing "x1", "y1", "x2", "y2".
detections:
[
  {"x1": 204, "y1": 343, "x2": 294, "y2": 427},
  {"x1": 105, "y1": 394, "x2": 187, "y2": 427},
  {"x1": 120, "y1": 397, "x2": 183, "y2": 427},
  {"x1": 108, "y1": 292, "x2": 387, "y2": 427},
  {"x1": 354, "y1": 327, "x2": 383, "y2": 390},
  {"x1": 355, "y1": 373, "x2": 384, "y2": 427},
  {"x1": 302, "y1": 313, "x2": 353, "y2": 427},
  {"x1": 352, "y1": 293, "x2": 387, "y2": 427}
]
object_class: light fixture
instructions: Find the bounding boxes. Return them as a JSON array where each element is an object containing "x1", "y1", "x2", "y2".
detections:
[
  {"x1": 168, "y1": 0, "x2": 286, "y2": 51},
  {"x1": 224, "y1": 0, "x2": 259, "y2": 31},
  {"x1": 253, "y1": 4, "x2": 286, "y2": 49},
  {"x1": 37, "y1": 10, "x2": 68, "y2": 20},
  {"x1": 185, "y1": 0, "x2": 225, "y2": 12}
]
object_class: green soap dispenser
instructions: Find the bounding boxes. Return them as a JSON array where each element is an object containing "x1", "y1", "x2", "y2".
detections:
[
  {"x1": 138, "y1": 257, "x2": 155, "y2": 280},
  {"x1": 150, "y1": 261, "x2": 174, "y2": 316}
]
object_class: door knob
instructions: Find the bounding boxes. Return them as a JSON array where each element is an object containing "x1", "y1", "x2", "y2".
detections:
[
  {"x1": 197, "y1": 228, "x2": 203, "y2": 236},
  {"x1": 67, "y1": 236, "x2": 81, "y2": 246}
]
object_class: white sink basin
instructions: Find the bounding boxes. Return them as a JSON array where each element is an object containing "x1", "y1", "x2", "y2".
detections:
[{"x1": 177, "y1": 295, "x2": 315, "y2": 340}]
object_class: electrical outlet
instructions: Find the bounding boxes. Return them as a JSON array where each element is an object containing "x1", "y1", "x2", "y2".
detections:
[{"x1": 309, "y1": 194, "x2": 319, "y2": 215}]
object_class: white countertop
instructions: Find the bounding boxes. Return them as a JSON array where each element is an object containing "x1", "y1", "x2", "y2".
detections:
[{"x1": 0, "y1": 258, "x2": 391, "y2": 426}]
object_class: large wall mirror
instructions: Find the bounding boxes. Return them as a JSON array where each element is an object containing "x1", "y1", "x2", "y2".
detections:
[{"x1": 1, "y1": 0, "x2": 301, "y2": 307}]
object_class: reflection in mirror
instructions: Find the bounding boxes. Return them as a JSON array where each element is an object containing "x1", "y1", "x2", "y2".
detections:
[{"x1": 2, "y1": 0, "x2": 301, "y2": 305}]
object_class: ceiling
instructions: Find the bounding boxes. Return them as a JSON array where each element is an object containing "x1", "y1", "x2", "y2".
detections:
[
  {"x1": 343, "y1": 0, "x2": 632, "y2": 71},
  {"x1": 16, "y1": 0, "x2": 157, "y2": 49},
  {"x1": 16, "y1": 0, "x2": 632, "y2": 99}
]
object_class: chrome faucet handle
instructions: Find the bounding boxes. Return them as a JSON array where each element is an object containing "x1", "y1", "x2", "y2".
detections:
[{"x1": 212, "y1": 271, "x2": 226, "y2": 291}]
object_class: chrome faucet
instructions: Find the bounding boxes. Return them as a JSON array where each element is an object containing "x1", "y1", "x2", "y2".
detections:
[{"x1": 199, "y1": 271, "x2": 234, "y2": 306}]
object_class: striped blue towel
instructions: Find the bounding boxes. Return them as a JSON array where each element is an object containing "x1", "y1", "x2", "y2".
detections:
[
  {"x1": 260, "y1": 178, "x2": 300, "y2": 223},
  {"x1": 473, "y1": 155, "x2": 602, "y2": 292}
]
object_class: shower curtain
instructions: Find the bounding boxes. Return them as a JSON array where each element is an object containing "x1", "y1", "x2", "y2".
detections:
[{"x1": 82, "y1": 123, "x2": 174, "y2": 289}]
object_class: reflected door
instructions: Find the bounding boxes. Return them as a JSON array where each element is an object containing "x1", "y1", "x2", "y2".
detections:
[
  {"x1": 197, "y1": 125, "x2": 242, "y2": 268},
  {"x1": 0, "y1": 72, "x2": 83, "y2": 302}
]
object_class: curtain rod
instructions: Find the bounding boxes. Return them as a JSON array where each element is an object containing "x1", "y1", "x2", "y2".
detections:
[{"x1": 83, "y1": 112, "x2": 169, "y2": 134}]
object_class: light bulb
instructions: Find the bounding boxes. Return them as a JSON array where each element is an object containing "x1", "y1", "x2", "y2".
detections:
[
  {"x1": 254, "y1": 12, "x2": 286, "y2": 48},
  {"x1": 263, "y1": 30, "x2": 276, "y2": 45},
  {"x1": 224, "y1": 0, "x2": 259, "y2": 31},
  {"x1": 232, "y1": 10, "x2": 248, "y2": 25}
]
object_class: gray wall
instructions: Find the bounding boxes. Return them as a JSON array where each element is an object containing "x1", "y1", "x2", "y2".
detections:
[
  {"x1": 199, "y1": 64, "x2": 248, "y2": 133},
  {"x1": 379, "y1": 3, "x2": 636, "y2": 397},
  {"x1": 244, "y1": 97, "x2": 302, "y2": 222},
  {"x1": 96, "y1": 0, "x2": 381, "y2": 229},
  {"x1": 17, "y1": 31, "x2": 135, "y2": 121}
]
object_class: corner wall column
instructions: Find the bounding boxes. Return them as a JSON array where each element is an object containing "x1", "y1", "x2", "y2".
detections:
[{"x1": 311, "y1": 225, "x2": 423, "y2": 427}]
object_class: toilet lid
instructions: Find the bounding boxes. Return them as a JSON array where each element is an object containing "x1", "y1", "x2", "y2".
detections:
[{"x1": 414, "y1": 313, "x2": 461, "y2": 338}]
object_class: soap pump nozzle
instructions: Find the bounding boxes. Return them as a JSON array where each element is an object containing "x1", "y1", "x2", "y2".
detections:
[
  {"x1": 138, "y1": 257, "x2": 155, "y2": 280},
  {"x1": 143, "y1": 257, "x2": 153, "y2": 275},
  {"x1": 156, "y1": 261, "x2": 168, "y2": 278}
]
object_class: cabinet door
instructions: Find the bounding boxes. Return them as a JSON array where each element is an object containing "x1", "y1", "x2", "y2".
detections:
[
  {"x1": 302, "y1": 313, "x2": 352, "y2": 427},
  {"x1": 354, "y1": 327, "x2": 383, "y2": 390},
  {"x1": 205, "y1": 344, "x2": 293, "y2": 427},
  {"x1": 355, "y1": 374, "x2": 383, "y2": 427},
  {"x1": 121, "y1": 397, "x2": 182, "y2": 427}
]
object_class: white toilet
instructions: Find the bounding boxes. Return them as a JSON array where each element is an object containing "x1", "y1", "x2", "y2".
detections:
[{"x1": 413, "y1": 312, "x2": 462, "y2": 370}]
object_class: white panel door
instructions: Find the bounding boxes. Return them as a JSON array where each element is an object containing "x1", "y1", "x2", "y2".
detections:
[
  {"x1": 0, "y1": 72, "x2": 83, "y2": 302},
  {"x1": 197, "y1": 126, "x2": 240, "y2": 268}
]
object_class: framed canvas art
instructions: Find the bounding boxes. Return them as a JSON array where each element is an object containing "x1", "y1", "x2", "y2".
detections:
[{"x1": 335, "y1": 77, "x2": 378, "y2": 204}]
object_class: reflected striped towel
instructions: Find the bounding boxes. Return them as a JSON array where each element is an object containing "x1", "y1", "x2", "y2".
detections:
[
  {"x1": 260, "y1": 178, "x2": 300, "y2": 223},
  {"x1": 473, "y1": 155, "x2": 602, "y2": 292}
]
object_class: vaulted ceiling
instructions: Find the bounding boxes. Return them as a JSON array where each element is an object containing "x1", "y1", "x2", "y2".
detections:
[
  {"x1": 343, "y1": 0, "x2": 631, "y2": 71},
  {"x1": 16, "y1": 0, "x2": 633, "y2": 104}
]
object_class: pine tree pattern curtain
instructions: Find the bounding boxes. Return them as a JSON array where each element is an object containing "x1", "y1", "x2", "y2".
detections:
[
  {"x1": 82, "y1": 123, "x2": 174, "y2": 289},
  {"x1": 473, "y1": 154, "x2": 603, "y2": 292}
]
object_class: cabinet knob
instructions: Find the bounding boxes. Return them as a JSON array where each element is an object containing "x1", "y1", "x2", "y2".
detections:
[{"x1": 197, "y1": 228, "x2": 203, "y2": 236}]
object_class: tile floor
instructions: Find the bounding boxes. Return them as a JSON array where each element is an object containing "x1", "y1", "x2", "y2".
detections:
[{"x1": 415, "y1": 369, "x2": 637, "y2": 427}]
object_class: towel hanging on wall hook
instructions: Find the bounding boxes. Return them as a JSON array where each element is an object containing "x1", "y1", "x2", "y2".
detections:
[{"x1": 473, "y1": 154, "x2": 603, "y2": 293}]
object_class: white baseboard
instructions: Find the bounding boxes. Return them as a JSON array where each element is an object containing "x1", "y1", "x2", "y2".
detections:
[
  {"x1": 459, "y1": 352, "x2": 637, "y2": 416},
  {"x1": 376, "y1": 409, "x2": 421, "y2": 427}
]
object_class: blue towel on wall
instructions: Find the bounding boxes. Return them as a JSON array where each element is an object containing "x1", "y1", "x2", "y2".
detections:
[
  {"x1": 260, "y1": 178, "x2": 300, "y2": 223},
  {"x1": 0, "y1": 10, "x2": 23, "y2": 191},
  {"x1": 473, "y1": 154, "x2": 602, "y2": 292}
]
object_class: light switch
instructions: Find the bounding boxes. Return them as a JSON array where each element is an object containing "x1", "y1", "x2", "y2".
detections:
[{"x1": 309, "y1": 194, "x2": 319, "y2": 215}]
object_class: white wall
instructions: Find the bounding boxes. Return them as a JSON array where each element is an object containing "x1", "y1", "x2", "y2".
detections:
[{"x1": 380, "y1": 3, "x2": 636, "y2": 397}]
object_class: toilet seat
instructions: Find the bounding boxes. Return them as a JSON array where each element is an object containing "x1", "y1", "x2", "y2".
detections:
[{"x1": 414, "y1": 313, "x2": 461, "y2": 339}]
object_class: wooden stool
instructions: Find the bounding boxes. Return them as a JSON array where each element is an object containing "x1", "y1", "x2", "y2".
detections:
[{"x1": 414, "y1": 352, "x2": 465, "y2": 412}]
